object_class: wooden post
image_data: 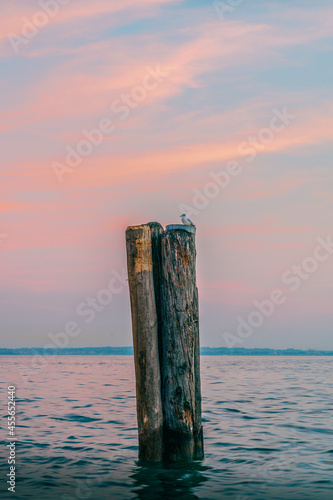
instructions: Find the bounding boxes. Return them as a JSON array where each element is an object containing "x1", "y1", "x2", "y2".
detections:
[
  {"x1": 126, "y1": 224, "x2": 164, "y2": 461},
  {"x1": 126, "y1": 222, "x2": 204, "y2": 462},
  {"x1": 160, "y1": 228, "x2": 204, "y2": 461}
]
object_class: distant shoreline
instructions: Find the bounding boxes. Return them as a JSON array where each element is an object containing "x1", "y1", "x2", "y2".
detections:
[{"x1": 0, "y1": 347, "x2": 332, "y2": 356}]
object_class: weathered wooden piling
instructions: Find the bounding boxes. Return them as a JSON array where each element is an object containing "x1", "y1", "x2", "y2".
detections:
[
  {"x1": 160, "y1": 228, "x2": 203, "y2": 461},
  {"x1": 126, "y1": 222, "x2": 204, "y2": 462},
  {"x1": 126, "y1": 224, "x2": 164, "y2": 461}
]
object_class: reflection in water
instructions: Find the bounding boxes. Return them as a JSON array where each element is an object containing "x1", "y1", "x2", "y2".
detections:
[
  {"x1": 0, "y1": 355, "x2": 332, "y2": 499},
  {"x1": 131, "y1": 461, "x2": 210, "y2": 500}
]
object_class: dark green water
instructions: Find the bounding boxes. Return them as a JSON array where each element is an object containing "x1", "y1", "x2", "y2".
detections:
[{"x1": 0, "y1": 356, "x2": 332, "y2": 499}]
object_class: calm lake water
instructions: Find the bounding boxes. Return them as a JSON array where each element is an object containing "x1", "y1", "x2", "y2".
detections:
[{"x1": 0, "y1": 356, "x2": 332, "y2": 499}]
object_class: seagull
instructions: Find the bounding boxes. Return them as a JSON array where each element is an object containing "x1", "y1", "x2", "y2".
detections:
[{"x1": 180, "y1": 214, "x2": 195, "y2": 227}]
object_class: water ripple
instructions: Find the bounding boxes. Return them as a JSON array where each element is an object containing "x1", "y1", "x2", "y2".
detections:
[{"x1": 0, "y1": 355, "x2": 332, "y2": 499}]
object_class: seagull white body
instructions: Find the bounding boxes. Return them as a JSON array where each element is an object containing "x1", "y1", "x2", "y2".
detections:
[{"x1": 180, "y1": 214, "x2": 195, "y2": 227}]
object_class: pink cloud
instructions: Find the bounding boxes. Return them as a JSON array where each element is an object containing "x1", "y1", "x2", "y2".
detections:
[
  {"x1": 0, "y1": 201, "x2": 24, "y2": 212},
  {"x1": 3, "y1": 10, "x2": 333, "y2": 138},
  {"x1": 0, "y1": 0, "x2": 180, "y2": 51},
  {"x1": 3, "y1": 97, "x2": 333, "y2": 201}
]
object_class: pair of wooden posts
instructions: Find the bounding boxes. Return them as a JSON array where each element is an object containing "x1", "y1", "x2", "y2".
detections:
[{"x1": 126, "y1": 222, "x2": 204, "y2": 462}]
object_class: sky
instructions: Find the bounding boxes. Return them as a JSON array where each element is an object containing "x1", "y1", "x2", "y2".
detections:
[{"x1": 1, "y1": 0, "x2": 333, "y2": 350}]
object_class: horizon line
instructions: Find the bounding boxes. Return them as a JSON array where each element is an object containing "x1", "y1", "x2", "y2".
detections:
[{"x1": 1, "y1": 346, "x2": 332, "y2": 353}]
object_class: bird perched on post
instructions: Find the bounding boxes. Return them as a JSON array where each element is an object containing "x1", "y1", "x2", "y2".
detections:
[{"x1": 180, "y1": 214, "x2": 195, "y2": 227}]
